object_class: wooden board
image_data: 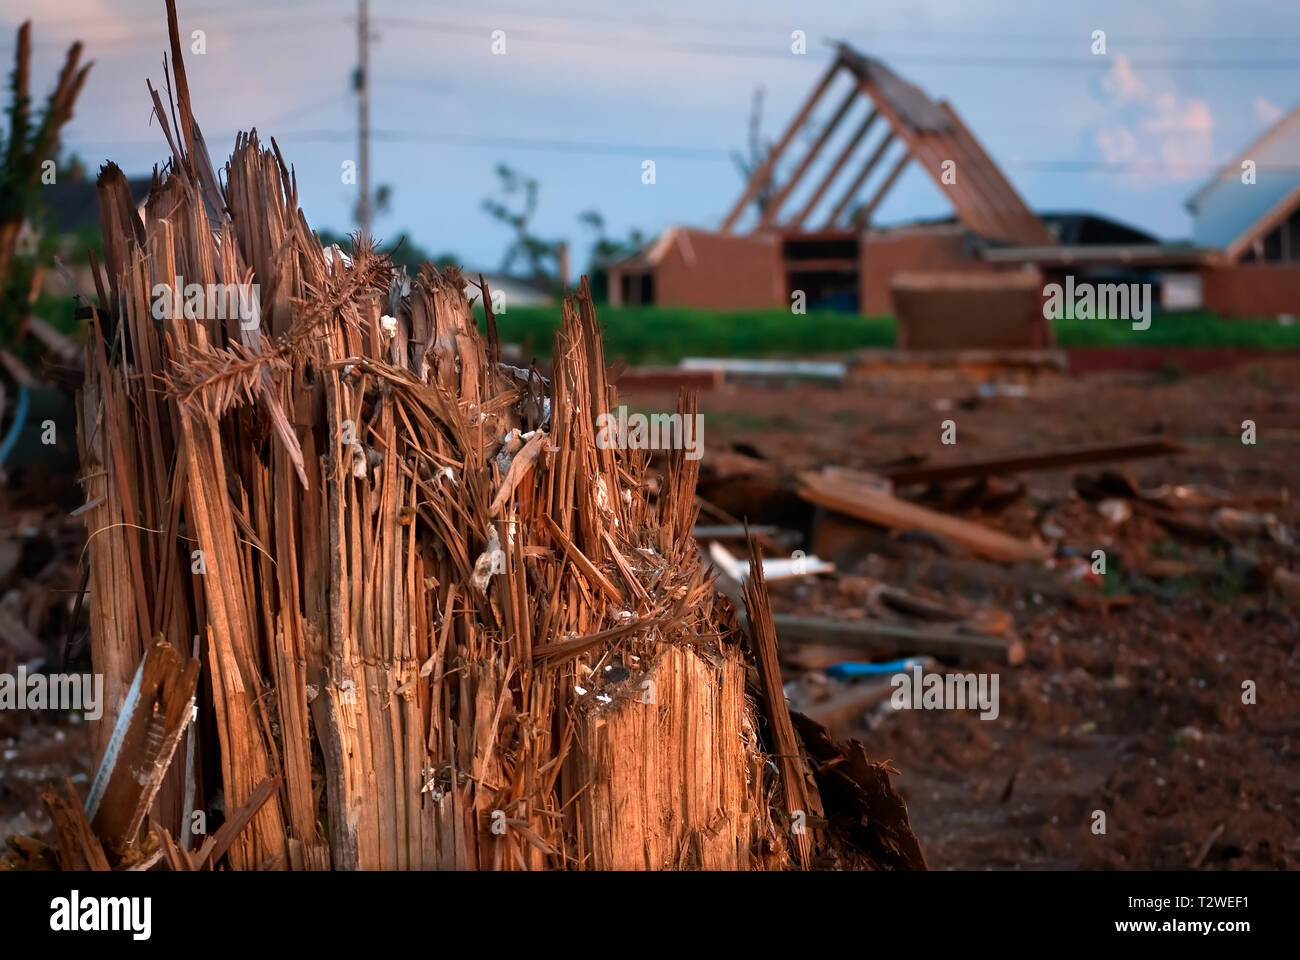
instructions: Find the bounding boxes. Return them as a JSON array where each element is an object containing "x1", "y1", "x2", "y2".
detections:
[{"x1": 799, "y1": 471, "x2": 1048, "y2": 564}]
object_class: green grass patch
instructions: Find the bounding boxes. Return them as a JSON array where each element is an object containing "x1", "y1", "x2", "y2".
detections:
[
  {"x1": 482, "y1": 305, "x2": 894, "y2": 364},
  {"x1": 1054, "y1": 310, "x2": 1300, "y2": 348},
  {"x1": 482, "y1": 305, "x2": 1300, "y2": 364}
]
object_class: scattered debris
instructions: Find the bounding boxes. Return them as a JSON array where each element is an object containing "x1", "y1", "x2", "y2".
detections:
[
  {"x1": 773, "y1": 615, "x2": 1026, "y2": 666},
  {"x1": 680, "y1": 357, "x2": 848, "y2": 380},
  {"x1": 708, "y1": 539, "x2": 834, "y2": 582},
  {"x1": 800, "y1": 468, "x2": 1049, "y2": 563},
  {"x1": 884, "y1": 437, "x2": 1183, "y2": 487}
]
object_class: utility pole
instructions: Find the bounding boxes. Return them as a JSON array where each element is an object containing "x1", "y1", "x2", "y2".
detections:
[{"x1": 356, "y1": 0, "x2": 371, "y2": 234}]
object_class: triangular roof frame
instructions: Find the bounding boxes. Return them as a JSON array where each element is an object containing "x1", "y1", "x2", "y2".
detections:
[{"x1": 719, "y1": 43, "x2": 1055, "y2": 247}]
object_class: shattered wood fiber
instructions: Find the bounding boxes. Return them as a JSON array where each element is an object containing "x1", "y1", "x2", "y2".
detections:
[{"x1": 66, "y1": 1, "x2": 924, "y2": 871}]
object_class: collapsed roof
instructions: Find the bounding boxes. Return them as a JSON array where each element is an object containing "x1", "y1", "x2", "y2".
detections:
[{"x1": 720, "y1": 43, "x2": 1055, "y2": 247}]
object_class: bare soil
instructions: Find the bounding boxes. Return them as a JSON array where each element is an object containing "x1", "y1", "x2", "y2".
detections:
[
  {"x1": 629, "y1": 357, "x2": 1300, "y2": 870},
  {"x1": 4, "y1": 358, "x2": 1297, "y2": 869}
]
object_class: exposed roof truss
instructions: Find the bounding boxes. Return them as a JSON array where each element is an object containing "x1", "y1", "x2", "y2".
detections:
[{"x1": 720, "y1": 43, "x2": 1055, "y2": 247}]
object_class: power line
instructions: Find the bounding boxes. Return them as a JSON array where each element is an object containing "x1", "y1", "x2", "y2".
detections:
[
  {"x1": 10, "y1": 13, "x2": 341, "y2": 52},
  {"x1": 261, "y1": 91, "x2": 349, "y2": 129},
  {"x1": 10, "y1": 0, "x2": 343, "y2": 29},
  {"x1": 51, "y1": 123, "x2": 1300, "y2": 179},
  {"x1": 420, "y1": 0, "x2": 1300, "y2": 47},
  {"x1": 279, "y1": 128, "x2": 733, "y2": 157},
  {"x1": 370, "y1": 16, "x2": 1300, "y2": 69},
  {"x1": 13, "y1": 0, "x2": 1300, "y2": 48},
  {"x1": 10, "y1": 11, "x2": 1300, "y2": 69},
  {"x1": 266, "y1": 127, "x2": 1300, "y2": 175}
]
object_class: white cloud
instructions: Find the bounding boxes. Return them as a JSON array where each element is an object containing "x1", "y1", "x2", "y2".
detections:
[
  {"x1": 1099, "y1": 56, "x2": 1147, "y2": 104},
  {"x1": 1095, "y1": 126, "x2": 1137, "y2": 164},
  {"x1": 1086, "y1": 56, "x2": 1214, "y2": 184},
  {"x1": 1254, "y1": 97, "x2": 1284, "y2": 125}
]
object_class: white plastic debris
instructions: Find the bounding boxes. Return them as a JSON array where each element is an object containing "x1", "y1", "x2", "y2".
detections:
[
  {"x1": 1097, "y1": 498, "x2": 1132, "y2": 526},
  {"x1": 322, "y1": 244, "x2": 353, "y2": 269},
  {"x1": 707, "y1": 540, "x2": 833, "y2": 583}
]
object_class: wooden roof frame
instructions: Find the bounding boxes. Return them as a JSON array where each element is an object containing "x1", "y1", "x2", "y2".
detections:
[{"x1": 720, "y1": 43, "x2": 1055, "y2": 247}]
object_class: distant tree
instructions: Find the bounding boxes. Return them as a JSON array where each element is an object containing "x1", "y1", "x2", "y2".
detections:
[
  {"x1": 481, "y1": 164, "x2": 564, "y2": 293},
  {"x1": 730, "y1": 86, "x2": 775, "y2": 217}
]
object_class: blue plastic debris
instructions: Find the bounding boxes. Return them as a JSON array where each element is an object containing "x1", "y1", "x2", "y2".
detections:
[{"x1": 825, "y1": 657, "x2": 924, "y2": 680}]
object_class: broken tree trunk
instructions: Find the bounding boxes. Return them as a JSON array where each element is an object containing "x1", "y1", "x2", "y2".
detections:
[
  {"x1": 82, "y1": 155, "x2": 779, "y2": 868},
  {"x1": 62, "y1": 2, "x2": 926, "y2": 871}
]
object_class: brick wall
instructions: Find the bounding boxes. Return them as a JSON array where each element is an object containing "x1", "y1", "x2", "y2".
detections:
[
  {"x1": 1200, "y1": 263, "x2": 1300, "y2": 317},
  {"x1": 611, "y1": 229, "x2": 782, "y2": 310},
  {"x1": 859, "y1": 228, "x2": 991, "y2": 316}
]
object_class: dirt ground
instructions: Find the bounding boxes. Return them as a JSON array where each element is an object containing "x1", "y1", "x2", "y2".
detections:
[
  {"x1": 629, "y1": 356, "x2": 1300, "y2": 870},
  {"x1": 3, "y1": 357, "x2": 1298, "y2": 869}
]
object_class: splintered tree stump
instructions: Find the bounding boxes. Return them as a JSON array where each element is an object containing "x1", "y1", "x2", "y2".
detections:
[
  {"x1": 64, "y1": 0, "x2": 925, "y2": 871},
  {"x1": 78, "y1": 102, "x2": 785, "y2": 871}
]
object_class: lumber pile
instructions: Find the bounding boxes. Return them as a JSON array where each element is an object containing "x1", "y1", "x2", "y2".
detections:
[{"x1": 33, "y1": 4, "x2": 924, "y2": 872}]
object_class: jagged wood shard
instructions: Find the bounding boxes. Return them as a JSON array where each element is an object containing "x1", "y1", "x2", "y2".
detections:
[{"x1": 65, "y1": 1, "x2": 924, "y2": 871}]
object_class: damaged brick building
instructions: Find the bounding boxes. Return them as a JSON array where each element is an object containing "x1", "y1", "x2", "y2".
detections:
[{"x1": 607, "y1": 44, "x2": 1300, "y2": 331}]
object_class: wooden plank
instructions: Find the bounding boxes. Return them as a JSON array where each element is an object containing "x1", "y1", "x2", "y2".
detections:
[
  {"x1": 823, "y1": 130, "x2": 896, "y2": 228},
  {"x1": 773, "y1": 615, "x2": 1026, "y2": 666},
  {"x1": 24, "y1": 314, "x2": 82, "y2": 365},
  {"x1": 800, "y1": 657, "x2": 938, "y2": 729},
  {"x1": 193, "y1": 776, "x2": 280, "y2": 869},
  {"x1": 758, "y1": 86, "x2": 860, "y2": 229},
  {"x1": 84, "y1": 640, "x2": 200, "y2": 859},
  {"x1": 854, "y1": 150, "x2": 912, "y2": 226},
  {"x1": 0, "y1": 349, "x2": 39, "y2": 387},
  {"x1": 42, "y1": 778, "x2": 112, "y2": 871},
  {"x1": 786, "y1": 108, "x2": 880, "y2": 230},
  {"x1": 742, "y1": 539, "x2": 823, "y2": 866},
  {"x1": 883, "y1": 437, "x2": 1184, "y2": 486},
  {"x1": 940, "y1": 102, "x2": 1055, "y2": 246},
  {"x1": 799, "y1": 471, "x2": 1047, "y2": 564}
]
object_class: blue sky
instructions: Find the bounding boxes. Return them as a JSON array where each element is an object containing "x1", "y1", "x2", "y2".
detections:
[{"x1": 4, "y1": 0, "x2": 1299, "y2": 271}]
